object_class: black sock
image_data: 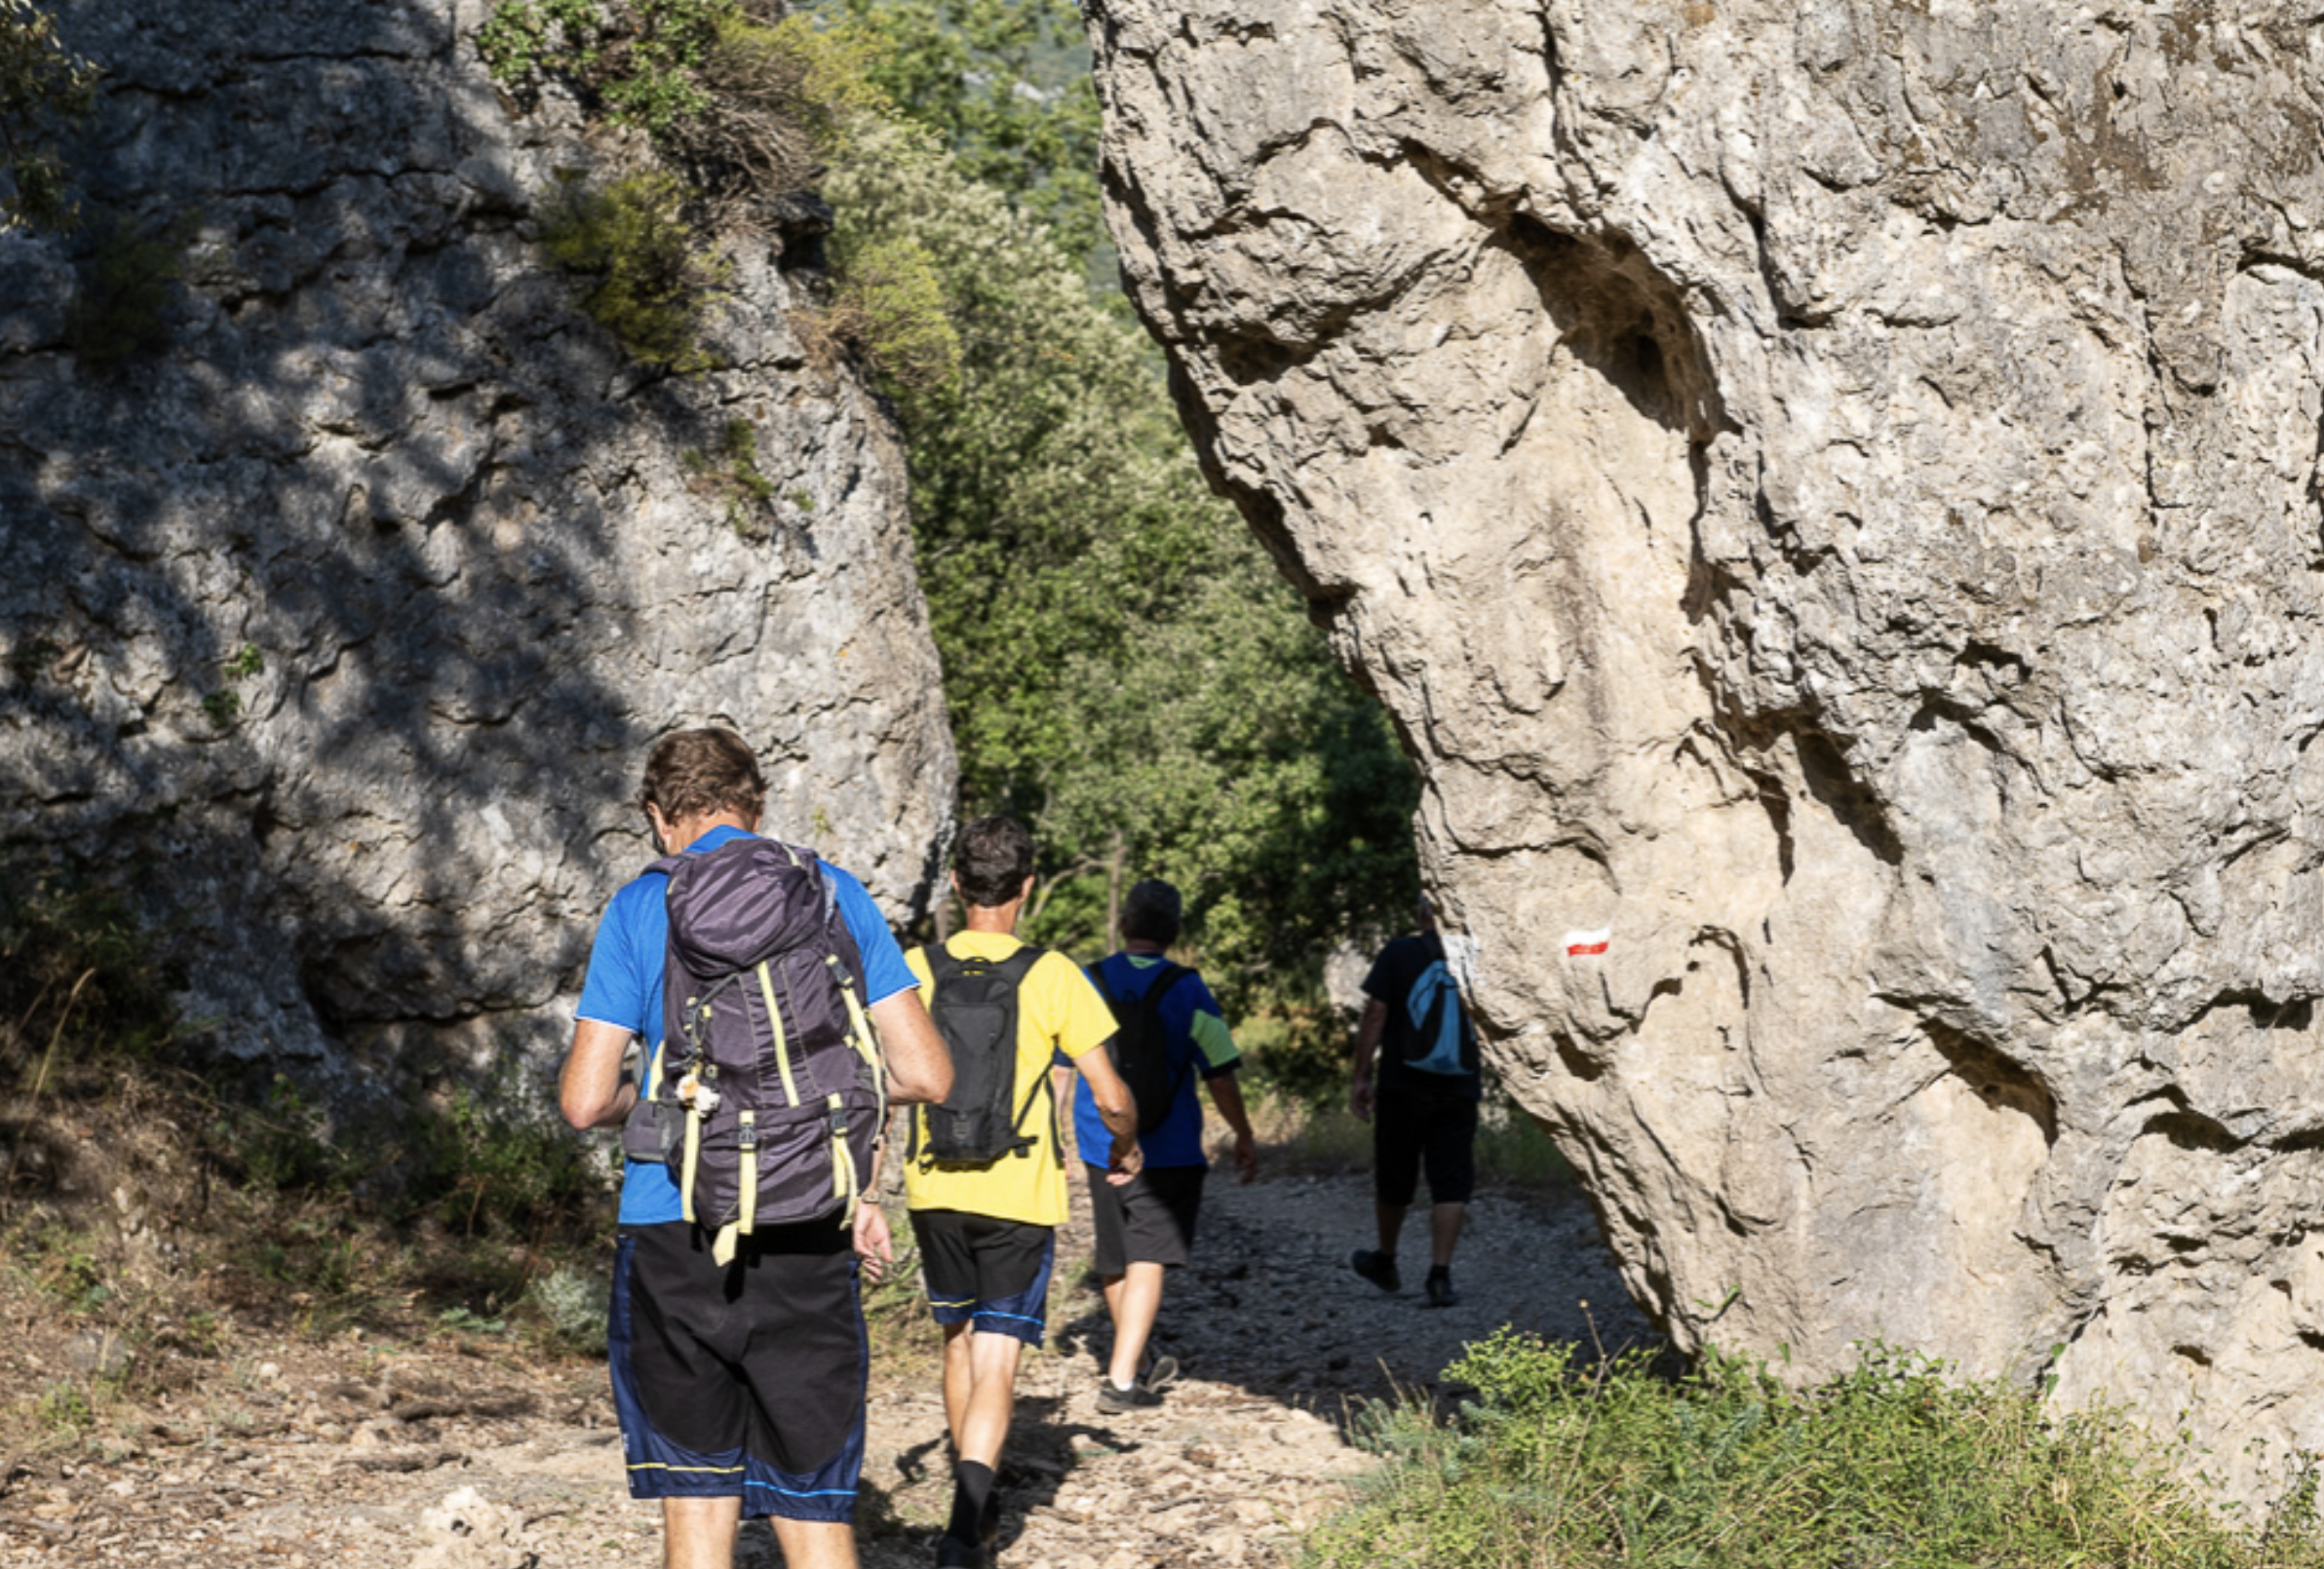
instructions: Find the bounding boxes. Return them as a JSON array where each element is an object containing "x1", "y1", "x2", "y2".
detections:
[
  {"x1": 949, "y1": 1460, "x2": 995, "y2": 1544},
  {"x1": 1427, "y1": 1264, "x2": 1451, "y2": 1282}
]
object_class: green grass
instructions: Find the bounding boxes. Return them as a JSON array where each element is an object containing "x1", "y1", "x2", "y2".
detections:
[{"x1": 1304, "y1": 1330, "x2": 2324, "y2": 1569}]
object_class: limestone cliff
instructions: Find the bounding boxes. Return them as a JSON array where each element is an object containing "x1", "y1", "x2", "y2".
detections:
[
  {"x1": 1089, "y1": 0, "x2": 2324, "y2": 1487},
  {"x1": 0, "y1": 0, "x2": 954, "y2": 1073}
]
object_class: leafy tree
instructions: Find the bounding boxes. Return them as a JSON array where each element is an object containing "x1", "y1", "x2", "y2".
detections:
[
  {"x1": 812, "y1": 0, "x2": 1107, "y2": 280},
  {"x1": 0, "y1": 0, "x2": 97, "y2": 233},
  {"x1": 824, "y1": 128, "x2": 1419, "y2": 1039}
]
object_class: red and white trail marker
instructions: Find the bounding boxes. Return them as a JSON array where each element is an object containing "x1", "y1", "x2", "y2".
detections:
[{"x1": 1563, "y1": 928, "x2": 1611, "y2": 957}]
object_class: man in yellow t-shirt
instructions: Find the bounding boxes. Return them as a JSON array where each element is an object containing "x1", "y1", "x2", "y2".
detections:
[{"x1": 903, "y1": 816, "x2": 1139, "y2": 1569}]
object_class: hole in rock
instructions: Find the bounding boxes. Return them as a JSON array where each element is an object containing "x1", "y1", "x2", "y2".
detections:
[
  {"x1": 1501, "y1": 212, "x2": 1724, "y2": 441},
  {"x1": 1923, "y1": 1021, "x2": 2058, "y2": 1145}
]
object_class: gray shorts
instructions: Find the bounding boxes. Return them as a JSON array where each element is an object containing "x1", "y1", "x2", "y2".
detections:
[{"x1": 1085, "y1": 1164, "x2": 1206, "y2": 1275}]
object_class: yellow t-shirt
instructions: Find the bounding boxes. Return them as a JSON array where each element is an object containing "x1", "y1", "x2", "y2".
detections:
[{"x1": 901, "y1": 933, "x2": 1117, "y2": 1227}]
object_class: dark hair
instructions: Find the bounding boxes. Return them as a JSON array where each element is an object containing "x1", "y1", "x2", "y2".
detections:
[
  {"x1": 638, "y1": 728, "x2": 765, "y2": 825},
  {"x1": 953, "y1": 815, "x2": 1034, "y2": 908},
  {"x1": 1119, "y1": 878, "x2": 1181, "y2": 945}
]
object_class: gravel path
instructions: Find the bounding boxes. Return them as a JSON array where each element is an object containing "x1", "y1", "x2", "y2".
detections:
[{"x1": 0, "y1": 1171, "x2": 1654, "y2": 1568}]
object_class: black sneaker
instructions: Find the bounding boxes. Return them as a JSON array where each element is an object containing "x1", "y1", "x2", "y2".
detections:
[
  {"x1": 1096, "y1": 1377, "x2": 1165, "y2": 1414},
  {"x1": 935, "y1": 1533, "x2": 985, "y2": 1569},
  {"x1": 1425, "y1": 1273, "x2": 1459, "y2": 1309},
  {"x1": 1350, "y1": 1248, "x2": 1400, "y2": 1293}
]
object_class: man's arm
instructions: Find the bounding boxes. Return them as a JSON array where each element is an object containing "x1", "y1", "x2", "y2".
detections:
[
  {"x1": 561, "y1": 1019, "x2": 639, "y2": 1130},
  {"x1": 1206, "y1": 1069, "x2": 1259, "y2": 1185},
  {"x1": 1349, "y1": 998, "x2": 1389, "y2": 1122},
  {"x1": 868, "y1": 988, "x2": 953, "y2": 1106},
  {"x1": 1073, "y1": 1044, "x2": 1143, "y2": 1184}
]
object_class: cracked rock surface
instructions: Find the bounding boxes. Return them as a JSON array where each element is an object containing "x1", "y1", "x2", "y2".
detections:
[
  {"x1": 0, "y1": 0, "x2": 954, "y2": 1073},
  {"x1": 1087, "y1": 0, "x2": 2324, "y2": 1490}
]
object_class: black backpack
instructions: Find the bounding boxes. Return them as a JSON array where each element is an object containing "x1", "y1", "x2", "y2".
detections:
[
  {"x1": 1094, "y1": 962, "x2": 1192, "y2": 1136},
  {"x1": 910, "y1": 941, "x2": 1050, "y2": 1167}
]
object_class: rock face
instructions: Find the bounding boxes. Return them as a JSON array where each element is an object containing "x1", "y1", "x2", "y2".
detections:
[
  {"x1": 1088, "y1": 0, "x2": 2324, "y2": 1487},
  {"x1": 0, "y1": 0, "x2": 954, "y2": 1074}
]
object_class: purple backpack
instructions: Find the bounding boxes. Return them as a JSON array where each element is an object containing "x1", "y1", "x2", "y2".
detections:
[{"x1": 620, "y1": 836, "x2": 886, "y2": 1263}]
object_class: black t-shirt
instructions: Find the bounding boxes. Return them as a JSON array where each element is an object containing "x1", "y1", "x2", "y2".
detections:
[{"x1": 1363, "y1": 932, "x2": 1481, "y2": 1101}]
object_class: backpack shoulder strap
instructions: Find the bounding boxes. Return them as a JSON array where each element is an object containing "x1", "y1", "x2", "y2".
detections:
[{"x1": 1140, "y1": 962, "x2": 1191, "y2": 1013}]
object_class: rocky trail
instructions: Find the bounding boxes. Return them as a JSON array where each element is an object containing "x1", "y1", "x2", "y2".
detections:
[{"x1": 0, "y1": 1171, "x2": 1650, "y2": 1568}]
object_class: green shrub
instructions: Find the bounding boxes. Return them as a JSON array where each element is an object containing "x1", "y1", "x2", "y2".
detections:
[
  {"x1": 64, "y1": 211, "x2": 185, "y2": 369},
  {"x1": 0, "y1": 866, "x2": 185, "y2": 1086},
  {"x1": 1308, "y1": 1332, "x2": 2324, "y2": 1569},
  {"x1": 478, "y1": 0, "x2": 723, "y2": 136},
  {"x1": 0, "y1": 0, "x2": 97, "y2": 233},
  {"x1": 527, "y1": 1264, "x2": 609, "y2": 1354},
  {"x1": 815, "y1": 228, "x2": 959, "y2": 391},
  {"x1": 33, "y1": 1379, "x2": 92, "y2": 1435},
  {"x1": 537, "y1": 169, "x2": 728, "y2": 369}
]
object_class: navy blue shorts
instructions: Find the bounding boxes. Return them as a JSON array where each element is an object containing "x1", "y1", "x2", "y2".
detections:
[
  {"x1": 910, "y1": 1209, "x2": 1056, "y2": 1345},
  {"x1": 608, "y1": 1219, "x2": 866, "y2": 1521}
]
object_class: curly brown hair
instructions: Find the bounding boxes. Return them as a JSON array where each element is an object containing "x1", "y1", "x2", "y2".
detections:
[
  {"x1": 637, "y1": 728, "x2": 765, "y2": 826},
  {"x1": 952, "y1": 816, "x2": 1035, "y2": 908}
]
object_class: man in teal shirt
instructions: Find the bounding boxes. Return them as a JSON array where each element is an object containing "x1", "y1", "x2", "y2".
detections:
[{"x1": 1072, "y1": 879, "x2": 1259, "y2": 1411}]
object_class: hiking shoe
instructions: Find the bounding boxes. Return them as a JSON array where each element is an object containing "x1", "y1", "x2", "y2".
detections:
[
  {"x1": 1140, "y1": 1352, "x2": 1181, "y2": 1391},
  {"x1": 1350, "y1": 1248, "x2": 1400, "y2": 1293},
  {"x1": 1425, "y1": 1273, "x2": 1459, "y2": 1309},
  {"x1": 980, "y1": 1488, "x2": 1001, "y2": 1550},
  {"x1": 935, "y1": 1534, "x2": 985, "y2": 1569},
  {"x1": 1096, "y1": 1377, "x2": 1165, "y2": 1414}
]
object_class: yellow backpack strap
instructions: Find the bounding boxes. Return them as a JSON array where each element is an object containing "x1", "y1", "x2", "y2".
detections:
[
  {"x1": 826, "y1": 1092, "x2": 860, "y2": 1228},
  {"x1": 736, "y1": 1108, "x2": 759, "y2": 1236},
  {"x1": 755, "y1": 963, "x2": 800, "y2": 1107},
  {"x1": 711, "y1": 1222, "x2": 741, "y2": 1267},
  {"x1": 678, "y1": 1102, "x2": 702, "y2": 1227}
]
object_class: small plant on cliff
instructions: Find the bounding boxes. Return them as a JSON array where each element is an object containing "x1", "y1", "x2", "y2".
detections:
[
  {"x1": 1304, "y1": 1330, "x2": 2324, "y2": 1568},
  {"x1": 538, "y1": 168, "x2": 729, "y2": 369},
  {"x1": 681, "y1": 416, "x2": 778, "y2": 537},
  {"x1": 0, "y1": 0, "x2": 97, "y2": 233},
  {"x1": 64, "y1": 211, "x2": 186, "y2": 370},
  {"x1": 808, "y1": 222, "x2": 959, "y2": 392}
]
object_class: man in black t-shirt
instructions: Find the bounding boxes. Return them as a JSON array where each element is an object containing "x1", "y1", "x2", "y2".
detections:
[{"x1": 1347, "y1": 898, "x2": 1481, "y2": 1308}]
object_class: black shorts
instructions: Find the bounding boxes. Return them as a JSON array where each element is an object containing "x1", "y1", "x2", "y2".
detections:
[
  {"x1": 910, "y1": 1209, "x2": 1057, "y2": 1345},
  {"x1": 609, "y1": 1219, "x2": 866, "y2": 1522},
  {"x1": 1374, "y1": 1088, "x2": 1479, "y2": 1207},
  {"x1": 1086, "y1": 1164, "x2": 1206, "y2": 1276}
]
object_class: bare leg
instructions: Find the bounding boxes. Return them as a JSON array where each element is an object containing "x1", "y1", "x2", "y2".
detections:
[
  {"x1": 768, "y1": 1518, "x2": 859, "y2": 1569},
  {"x1": 663, "y1": 1497, "x2": 741, "y2": 1569},
  {"x1": 953, "y1": 1327, "x2": 1026, "y2": 1469},
  {"x1": 1429, "y1": 1202, "x2": 1467, "y2": 1269},
  {"x1": 1102, "y1": 1262, "x2": 1167, "y2": 1387},
  {"x1": 1374, "y1": 1201, "x2": 1408, "y2": 1259},
  {"x1": 941, "y1": 1321, "x2": 976, "y2": 1454}
]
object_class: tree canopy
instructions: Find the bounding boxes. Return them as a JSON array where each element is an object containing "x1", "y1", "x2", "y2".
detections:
[{"x1": 814, "y1": 2, "x2": 1420, "y2": 1062}]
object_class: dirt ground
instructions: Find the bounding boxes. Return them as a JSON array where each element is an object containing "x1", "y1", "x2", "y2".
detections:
[{"x1": 0, "y1": 1163, "x2": 1653, "y2": 1568}]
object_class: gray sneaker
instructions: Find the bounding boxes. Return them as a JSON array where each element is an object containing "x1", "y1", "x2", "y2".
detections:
[
  {"x1": 1096, "y1": 1377, "x2": 1165, "y2": 1414},
  {"x1": 1140, "y1": 1353, "x2": 1181, "y2": 1391}
]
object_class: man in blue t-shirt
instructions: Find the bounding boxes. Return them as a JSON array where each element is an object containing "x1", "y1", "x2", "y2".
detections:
[
  {"x1": 560, "y1": 728, "x2": 950, "y2": 1569},
  {"x1": 1072, "y1": 879, "x2": 1258, "y2": 1413}
]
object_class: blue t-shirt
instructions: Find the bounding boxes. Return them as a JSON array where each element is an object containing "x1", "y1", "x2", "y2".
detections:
[
  {"x1": 1072, "y1": 953, "x2": 1240, "y2": 1169},
  {"x1": 574, "y1": 825, "x2": 916, "y2": 1224}
]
